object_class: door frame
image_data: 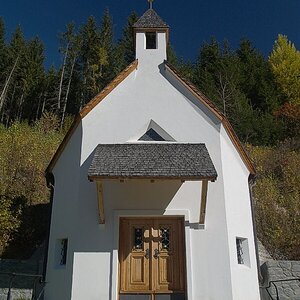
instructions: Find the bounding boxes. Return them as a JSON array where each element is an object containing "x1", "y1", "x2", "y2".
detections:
[
  {"x1": 117, "y1": 215, "x2": 188, "y2": 300},
  {"x1": 111, "y1": 210, "x2": 193, "y2": 300}
]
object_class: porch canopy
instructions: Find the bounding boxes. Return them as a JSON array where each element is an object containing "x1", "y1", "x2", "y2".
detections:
[
  {"x1": 88, "y1": 143, "x2": 217, "y2": 181},
  {"x1": 88, "y1": 143, "x2": 217, "y2": 225}
]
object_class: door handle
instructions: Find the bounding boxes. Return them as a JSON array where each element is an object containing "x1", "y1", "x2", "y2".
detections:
[
  {"x1": 145, "y1": 248, "x2": 150, "y2": 259},
  {"x1": 154, "y1": 249, "x2": 159, "y2": 259}
]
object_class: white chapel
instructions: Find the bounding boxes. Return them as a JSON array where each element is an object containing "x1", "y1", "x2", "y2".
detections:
[{"x1": 44, "y1": 4, "x2": 261, "y2": 300}]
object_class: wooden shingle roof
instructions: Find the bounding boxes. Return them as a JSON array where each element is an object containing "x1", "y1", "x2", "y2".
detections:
[
  {"x1": 133, "y1": 9, "x2": 169, "y2": 29},
  {"x1": 88, "y1": 143, "x2": 217, "y2": 181}
]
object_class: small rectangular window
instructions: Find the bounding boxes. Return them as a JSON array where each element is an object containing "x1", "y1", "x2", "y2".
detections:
[
  {"x1": 56, "y1": 238, "x2": 68, "y2": 266},
  {"x1": 146, "y1": 32, "x2": 157, "y2": 49},
  {"x1": 60, "y1": 239, "x2": 68, "y2": 265},
  {"x1": 236, "y1": 237, "x2": 250, "y2": 267},
  {"x1": 236, "y1": 238, "x2": 244, "y2": 264}
]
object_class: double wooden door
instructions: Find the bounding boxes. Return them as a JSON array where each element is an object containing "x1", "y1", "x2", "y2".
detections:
[{"x1": 119, "y1": 217, "x2": 186, "y2": 299}]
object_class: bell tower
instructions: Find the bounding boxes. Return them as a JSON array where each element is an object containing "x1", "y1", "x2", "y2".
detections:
[{"x1": 133, "y1": 2, "x2": 169, "y2": 68}]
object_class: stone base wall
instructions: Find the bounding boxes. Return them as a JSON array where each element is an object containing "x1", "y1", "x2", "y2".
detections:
[
  {"x1": 0, "y1": 259, "x2": 43, "y2": 300},
  {"x1": 1, "y1": 256, "x2": 300, "y2": 300},
  {"x1": 0, "y1": 288, "x2": 33, "y2": 300},
  {"x1": 260, "y1": 261, "x2": 300, "y2": 300}
]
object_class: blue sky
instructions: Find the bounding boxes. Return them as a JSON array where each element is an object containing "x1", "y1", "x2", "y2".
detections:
[{"x1": 1, "y1": 0, "x2": 300, "y2": 68}]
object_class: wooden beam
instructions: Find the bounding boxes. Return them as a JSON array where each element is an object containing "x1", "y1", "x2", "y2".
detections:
[
  {"x1": 96, "y1": 181, "x2": 105, "y2": 224},
  {"x1": 199, "y1": 180, "x2": 208, "y2": 224}
]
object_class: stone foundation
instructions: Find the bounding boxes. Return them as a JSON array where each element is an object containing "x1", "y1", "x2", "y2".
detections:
[
  {"x1": 0, "y1": 259, "x2": 43, "y2": 300},
  {"x1": 260, "y1": 261, "x2": 300, "y2": 300}
]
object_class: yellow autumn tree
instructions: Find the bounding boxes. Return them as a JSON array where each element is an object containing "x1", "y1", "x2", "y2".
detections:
[{"x1": 269, "y1": 34, "x2": 300, "y2": 106}]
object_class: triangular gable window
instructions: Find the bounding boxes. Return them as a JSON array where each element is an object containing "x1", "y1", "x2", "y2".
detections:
[
  {"x1": 137, "y1": 120, "x2": 175, "y2": 142},
  {"x1": 139, "y1": 128, "x2": 165, "y2": 141}
]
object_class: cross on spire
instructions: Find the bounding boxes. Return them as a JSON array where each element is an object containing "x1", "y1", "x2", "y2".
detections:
[{"x1": 148, "y1": 0, "x2": 154, "y2": 9}]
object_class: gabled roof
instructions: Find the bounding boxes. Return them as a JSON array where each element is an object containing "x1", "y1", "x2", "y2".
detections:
[
  {"x1": 46, "y1": 60, "x2": 138, "y2": 173},
  {"x1": 133, "y1": 9, "x2": 169, "y2": 29},
  {"x1": 164, "y1": 61, "x2": 256, "y2": 175},
  {"x1": 88, "y1": 144, "x2": 217, "y2": 181},
  {"x1": 46, "y1": 59, "x2": 256, "y2": 176}
]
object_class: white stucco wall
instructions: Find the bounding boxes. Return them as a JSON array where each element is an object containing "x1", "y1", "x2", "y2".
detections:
[
  {"x1": 220, "y1": 125, "x2": 260, "y2": 299},
  {"x1": 45, "y1": 29, "x2": 260, "y2": 300}
]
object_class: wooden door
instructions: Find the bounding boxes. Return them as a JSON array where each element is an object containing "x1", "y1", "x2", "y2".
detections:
[
  {"x1": 119, "y1": 218, "x2": 153, "y2": 292},
  {"x1": 119, "y1": 217, "x2": 186, "y2": 298}
]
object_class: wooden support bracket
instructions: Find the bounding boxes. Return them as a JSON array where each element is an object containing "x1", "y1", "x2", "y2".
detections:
[
  {"x1": 199, "y1": 180, "x2": 208, "y2": 224},
  {"x1": 96, "y1": 181, "x2": 105, "y2": 224}
]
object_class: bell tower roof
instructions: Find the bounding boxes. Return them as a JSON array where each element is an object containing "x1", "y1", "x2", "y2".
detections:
[{"x1": 133, "y1": 8, "x2": 169, "y2": 29}]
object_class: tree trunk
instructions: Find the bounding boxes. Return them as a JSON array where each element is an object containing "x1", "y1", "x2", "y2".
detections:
[
  {"x1": 41, "y1": 95, "x2": 46, "y2": 114},
  {"x1": 57, "y1": 45, "x2": 69, "y2": 111},
  {"x1": 7, "y1": 83, "x2": 17, "y2": 123},
  {"x1": 0, "y1": 56, "x2": 19, "y2": 113},
  {"x1": 36, "y1": 92, "x2": 43, "y2": 120},
  {"x1": 79, "y1": 75, "x2": 87, "y2": 111},
  {"x1": 0, "y1": 88, "x2": 7, "y2": 122},
  {"x1": 60, "y1": 56, "x2": 76, "y2": 128},
  {"x1": 17, "y1": 92, "x2": 24, "y2": 121}
]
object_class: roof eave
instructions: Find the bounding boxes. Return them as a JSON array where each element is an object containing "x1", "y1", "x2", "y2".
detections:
[
  {"x1": 133, "y1": 26, "x2": 170, "y2": 29},
  {"x1": 88, "y1": 175, "x2": 217, "y2": 182}
]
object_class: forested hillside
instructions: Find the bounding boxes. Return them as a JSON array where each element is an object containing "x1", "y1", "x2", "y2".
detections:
[{"x1": 0, "y1": 11, "x2": 299, "y2": 259}]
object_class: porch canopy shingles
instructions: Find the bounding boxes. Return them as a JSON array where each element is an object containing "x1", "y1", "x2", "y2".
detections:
[{"x1": 88, "y1": 143, "x2": 217, "y2": 181}]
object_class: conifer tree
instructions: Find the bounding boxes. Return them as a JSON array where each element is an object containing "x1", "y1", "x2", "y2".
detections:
[
  {"x1": 79, "y1": 16, "x2": 101, "y2": 108},
  {"x1": 42, "y1": 66, "x2": 59, "y2": 115},
  {"x1": 97, "y1": 9, "x2": 114, "y2": 86},
  {"x1": 0, "y1": 18, "x2": 7, "y2": 80},
  {"x1": 115, "y1": 12, "x2": 139, "y2": 72},
  {"x1": 21, "y1": 37, "x2": 45, "y2": 120},
  {"x1": 237, "y1": 39, "x2": 280, "y2": 112},
  {"x1": 0, "y1": 26, "x2": 26, "y2": 122}
]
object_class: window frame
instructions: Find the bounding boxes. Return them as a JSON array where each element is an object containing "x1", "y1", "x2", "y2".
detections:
[{"x1": 145, "y1": 32, "x2": 157, "y2": 49}]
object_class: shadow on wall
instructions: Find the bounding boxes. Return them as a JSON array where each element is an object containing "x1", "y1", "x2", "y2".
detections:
[{"x1": 73, "y1": 147, "x2": 184, "y2": 253}]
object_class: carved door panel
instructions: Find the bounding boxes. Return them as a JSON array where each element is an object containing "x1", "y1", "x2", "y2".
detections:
[
  {"x1": 119, "y1": 218, "x2": 152, "y2": 292},
  {"x1": 119, "y1": 217, "x2": 186, "y2": 298},
  {"x1": 152, "y1": 219, "x2": 185, "y2": 293}
]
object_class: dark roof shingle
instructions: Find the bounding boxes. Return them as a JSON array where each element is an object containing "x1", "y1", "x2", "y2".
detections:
[
  {"x1": 88, "y1": 143, "x2": 217, "y2": 180},
  {"x1": 133, "y1": 9, "x2": 169, "y2": 28}
]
